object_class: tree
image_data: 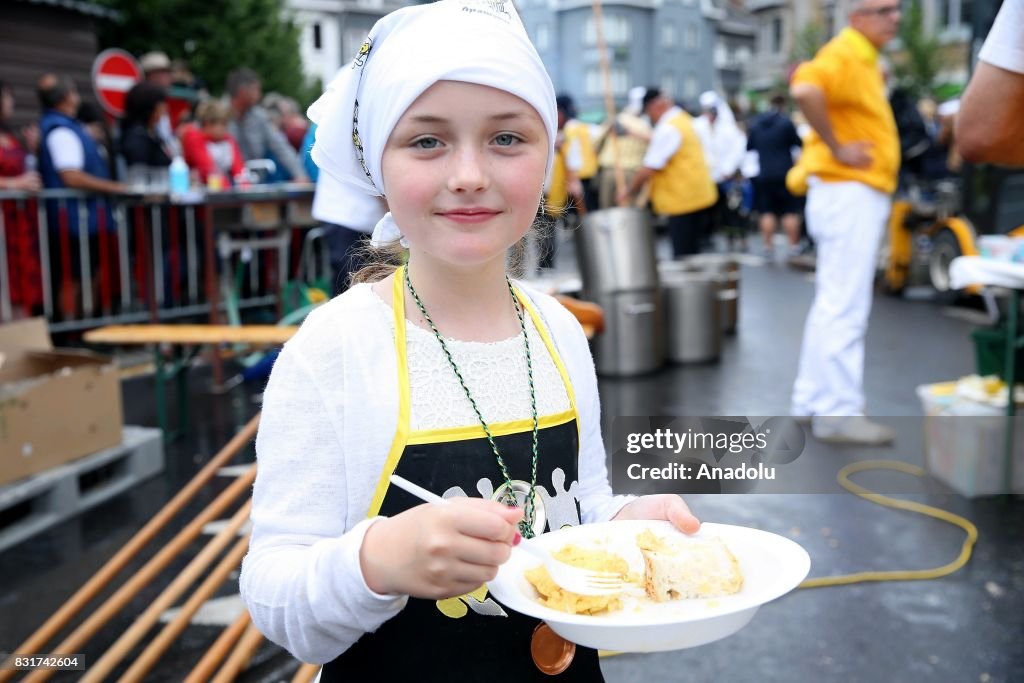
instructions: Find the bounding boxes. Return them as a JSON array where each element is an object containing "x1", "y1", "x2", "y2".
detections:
[
  {"x1": 791, "y1": 21, "x2": 827, "y2": 63},
  {"x1": 95, "y1": 0, "x2": 321, "y2": 106},
  {"x1": 892, "y1": 0, "x2": 945, "y2": 100}
]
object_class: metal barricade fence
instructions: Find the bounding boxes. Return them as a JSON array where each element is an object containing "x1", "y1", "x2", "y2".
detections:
[{"x1": 0, "y1": 186, "x2": 321, "y2": 334}]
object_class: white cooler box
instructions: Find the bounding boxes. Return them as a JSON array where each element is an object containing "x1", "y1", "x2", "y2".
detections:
[{"x1": 917, "y1": 382, "x2": 1024, "y2": 497}]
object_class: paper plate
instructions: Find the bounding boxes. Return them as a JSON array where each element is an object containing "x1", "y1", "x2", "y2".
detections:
[{"x1": 487, "y1": 520, "x2": 810, "y2": 652}]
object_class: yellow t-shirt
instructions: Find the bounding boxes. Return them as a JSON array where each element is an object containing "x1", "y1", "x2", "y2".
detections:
[{"x1": 790, "y1": 27, "x2": 900, "y2": 194}]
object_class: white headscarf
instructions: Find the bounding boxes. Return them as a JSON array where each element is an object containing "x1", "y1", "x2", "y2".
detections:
[
  {"x1": 307, "y1": 0, "x2": 558, "y2": 247},
  {"x1": 698, "y1": 90, "x2": 746, "y2": 182}
]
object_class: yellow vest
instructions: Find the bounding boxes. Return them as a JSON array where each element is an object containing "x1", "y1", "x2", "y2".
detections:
[
  {"x1": 545, "y1": 146, "x2": 569, "y2": 216},
  {"x1": 649, "y1": 112, "x2": 718, "y2": 216},
  {"x1": 564, "y1": 121, "x2": 598, "y2": 179},
  {"x1": 790, "y1": 28, "x2": 900, "y2": 194}
]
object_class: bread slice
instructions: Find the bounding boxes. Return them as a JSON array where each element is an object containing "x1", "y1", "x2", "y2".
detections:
[{"x1": 637, "y1": 529, "x2": 743, "y2": 602}]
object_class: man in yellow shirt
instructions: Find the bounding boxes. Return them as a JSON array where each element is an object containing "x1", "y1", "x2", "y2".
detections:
[
  {"x1": 788, "y1": 0, "x2": 901, "y2": 445},
  {"x1": 618, "y1": 88, "x2": 717, "y2": 257}
]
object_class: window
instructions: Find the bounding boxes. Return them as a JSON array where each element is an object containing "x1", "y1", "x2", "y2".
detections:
[
  {"x1": 940, "y1": 0, "x2": 954, "y2": 27},
  {"x1": 772, "y1": 17, "x2": 783, "y2": 53},
  {"x1": 714, "y1": 43, "x2": 728, "y2": 67},
  {"x1": 736, "y1": 46, "x2": 751, "y2": 63},
  {"x1": 685, "y1": 24, "x2": 699, "y2": 51},
  {"x1": 536, "y1": 23, "x2": 549, "y2": 51},
  {"x1": 584, "y1": 15, "x2": 632, "y2": 46},
  {"x1": 662, "y1": 21, "x2": 676, "y2": 47},
  {"x1": 684, "y1": 73, "x2": 698, "y2": 99},
  {"x1": 312, "y1": 23, "x2": 322, "y2": 50},
  {"x1": 585, "y1": 67, "x2": 629, "y2": 97},
  {"x1": 959, "y1": 0, "x2": 973, "y2": 26},
  {"x1": 661, "y1": 72, "x2": 676, "y2": 97}
]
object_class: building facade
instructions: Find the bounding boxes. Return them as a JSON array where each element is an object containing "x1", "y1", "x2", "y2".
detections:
[
  {"x1": 744, "y1": 0, "x2": 982, "y2": 96},
  {"x1": 287, "y1": 0, "x2": 408, "y2": 90},
  {"x1": 519, "y1": 0, "x2": 721, "y2": 113},
  {"x1": 713, "y1": 0, "x2": 758, "y2": 98}
]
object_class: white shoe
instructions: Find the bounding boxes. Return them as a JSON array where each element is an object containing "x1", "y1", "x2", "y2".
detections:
[{"x1": 812, "y1": 416, "x2": 896, "y2": 446}]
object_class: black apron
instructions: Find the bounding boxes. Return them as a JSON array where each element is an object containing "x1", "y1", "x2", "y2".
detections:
[{"x1": 320, "y1": 268, "x2": 603, "y2": 681}]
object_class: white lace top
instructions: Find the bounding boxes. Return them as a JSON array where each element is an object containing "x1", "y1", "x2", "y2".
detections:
[{"x1": 368, "y1": 293, "x2": 571, "y2": 430}]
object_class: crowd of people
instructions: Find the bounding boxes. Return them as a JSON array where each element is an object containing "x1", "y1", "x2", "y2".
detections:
[
  {"x1": 539, "y1": 77, "x2": 962, "y2": 268},
  {"x1": 0, "y1": 54, "x2": 312, "y2": 204}
]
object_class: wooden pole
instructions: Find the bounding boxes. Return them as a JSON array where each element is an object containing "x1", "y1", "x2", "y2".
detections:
[
  {"x1": 116, "y1": 533, "x2": 251, "y2": 682},
  {"x1": 291, "y1": 663, "x2": 321, "y2": 683},
  {"x1": 210, "y1": 623, "x2": 265, "y2": 683},
  {"x1": 184, "y1": 610, "x2": 251, "y2": 683},
  {"x1": 81, "y1": 500, "x2": 254, "y2": 683},
  {"x1": 591, "y1": 0, "x2": 626, "y2": 200},
  {"x1": 2, "y1": 414, "x2": 260, "y2": 683},
  {"x1": 23, "y1": 464, "x2": 257, "y2": 683}
]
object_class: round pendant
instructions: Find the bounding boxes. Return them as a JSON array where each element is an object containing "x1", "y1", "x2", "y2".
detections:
[
  {"x1": 492, "y1": 480, "x2": 546, "y2": 537},
  {"x1": 530, "y1": 622, "x2": 575, "y2": 675}
]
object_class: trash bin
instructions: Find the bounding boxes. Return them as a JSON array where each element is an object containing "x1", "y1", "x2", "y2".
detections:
[
  {"x1": 662, "y1": 271, "x2": 721, "y2": 363},
  {"x1": 576, "y1": 208, "x2": 663, "y2": 376}
]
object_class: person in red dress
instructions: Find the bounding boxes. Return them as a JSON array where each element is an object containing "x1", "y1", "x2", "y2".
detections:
[{"x1": 0, "y1": 81, "x2": 43, "y2": 315}]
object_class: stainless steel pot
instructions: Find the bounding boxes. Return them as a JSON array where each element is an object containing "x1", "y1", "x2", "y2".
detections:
[
  {"x1": 575, "y1": 208, "x2": 659, "y2": 296},
  {"x1": 662, "y1": 272, "x2": 721, "y2": 364},
  {"x1": 591, "y1": 289, "x2": 664, "y2": 376}
]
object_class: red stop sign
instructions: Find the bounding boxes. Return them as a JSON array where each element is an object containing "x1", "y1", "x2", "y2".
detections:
[{"x1": 92, "y1": 49, "x2": 142, "y2": 117}]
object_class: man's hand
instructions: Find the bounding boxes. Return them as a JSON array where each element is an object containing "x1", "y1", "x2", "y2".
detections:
[
  {"x1": 832, "y1": 141, "x2": 873, "y2": 169},
  {"x1": 3, "y1": 172, "x2": 41, "y2": 192}
]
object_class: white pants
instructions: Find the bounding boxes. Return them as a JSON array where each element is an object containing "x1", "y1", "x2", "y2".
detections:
[{"x1": 792, "y1": 179, "x2": 891, "y2": 417}]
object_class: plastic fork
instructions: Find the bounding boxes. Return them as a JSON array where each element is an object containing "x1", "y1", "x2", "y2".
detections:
[{"x1": 388, "y1": 475, "x2": 624, "y2": 596}]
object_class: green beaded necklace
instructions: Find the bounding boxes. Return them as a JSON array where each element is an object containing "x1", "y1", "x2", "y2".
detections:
[{"x1": 403, "y1": 265, "x2": 541, "y2": 538}]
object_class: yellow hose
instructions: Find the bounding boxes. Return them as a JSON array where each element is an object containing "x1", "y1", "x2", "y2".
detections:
[{"x1": 799, "y1": 460, "x2": 978, "y2": 589}]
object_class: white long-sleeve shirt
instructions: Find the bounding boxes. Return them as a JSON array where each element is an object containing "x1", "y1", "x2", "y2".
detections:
[{"x1": 240, "y1": 282, "x2": 631, "y2": 664}]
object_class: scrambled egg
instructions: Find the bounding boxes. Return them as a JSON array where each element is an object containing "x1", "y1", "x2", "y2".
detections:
[{"x1": 524, "y1": 545, "x2": 629, "y2": 615}]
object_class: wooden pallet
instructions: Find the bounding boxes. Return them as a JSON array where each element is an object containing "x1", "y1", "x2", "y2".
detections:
[{"x1": 0, "y1": 426, "x2": 164, "y2": 553}]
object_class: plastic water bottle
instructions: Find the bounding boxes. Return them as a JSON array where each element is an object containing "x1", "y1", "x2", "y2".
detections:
[{"x1": 169, "y1": 156, "x2": 190, "y2": 197}]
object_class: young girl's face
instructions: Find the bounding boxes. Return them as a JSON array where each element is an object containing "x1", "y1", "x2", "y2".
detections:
[
  {"x1": 204, "y1": 121, "x2": 228, "y2": 141},
  {"x1": 382, "y1": 80, "x2": 548, "y2": 269}
]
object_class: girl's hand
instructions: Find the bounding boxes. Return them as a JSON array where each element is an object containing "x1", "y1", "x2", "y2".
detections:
[
  {"x1": 360, "y1": 498, "x2": 523, "y2": 600},
  {"x1": 612, "y1": 495, "x2": 701, "y2": 534}
]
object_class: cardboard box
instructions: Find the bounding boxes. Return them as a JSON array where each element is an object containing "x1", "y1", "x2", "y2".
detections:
[{"x1": 0, "y1": 318, "x2": 123, "y2": 487}]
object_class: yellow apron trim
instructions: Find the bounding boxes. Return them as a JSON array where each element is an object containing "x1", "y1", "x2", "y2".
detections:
[
  {"x1": 406, "y1": 409, "x2": 576, "y2": 445},
  {"x1": 515, "y1": 286, "x2": 582, "y2": 446},
  {"x1": 367, "y1": 267, "x2": 413, "y2": 518},
  {"x1": 367, "y1": 276, "x2": 582, "y2": 517}
]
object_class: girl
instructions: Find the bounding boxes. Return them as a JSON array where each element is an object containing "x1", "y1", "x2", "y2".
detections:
[
  {"x1": 240, "y1": 1, "x2": 700, "y2": 679},
  {"x1": 180, "y1": 100, "x2": 245, "y2": 186}
]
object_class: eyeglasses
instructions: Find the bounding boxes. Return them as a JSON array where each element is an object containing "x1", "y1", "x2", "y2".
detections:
[{"x1": 855, "y1": 4, "x2": 901, "y2": 17}]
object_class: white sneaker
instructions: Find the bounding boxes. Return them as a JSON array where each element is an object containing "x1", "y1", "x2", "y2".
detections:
[{"x1": 812, "y1": 416, "x2": 896, "y2": 446}]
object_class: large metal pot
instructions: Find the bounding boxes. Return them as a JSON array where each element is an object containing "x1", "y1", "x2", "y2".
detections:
[
  {"x1": 591, "y1": 289, "x2": 664, "y2": 376},
  {"x1": 659, "y1": 260, "x2": 740, "y2": 334},
  {"x1": 575, "y1": 207, "x2": 659, "y2": 296},
  {"x1": 662, "y1": 272, "x2": 721, "y2": 364}
]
